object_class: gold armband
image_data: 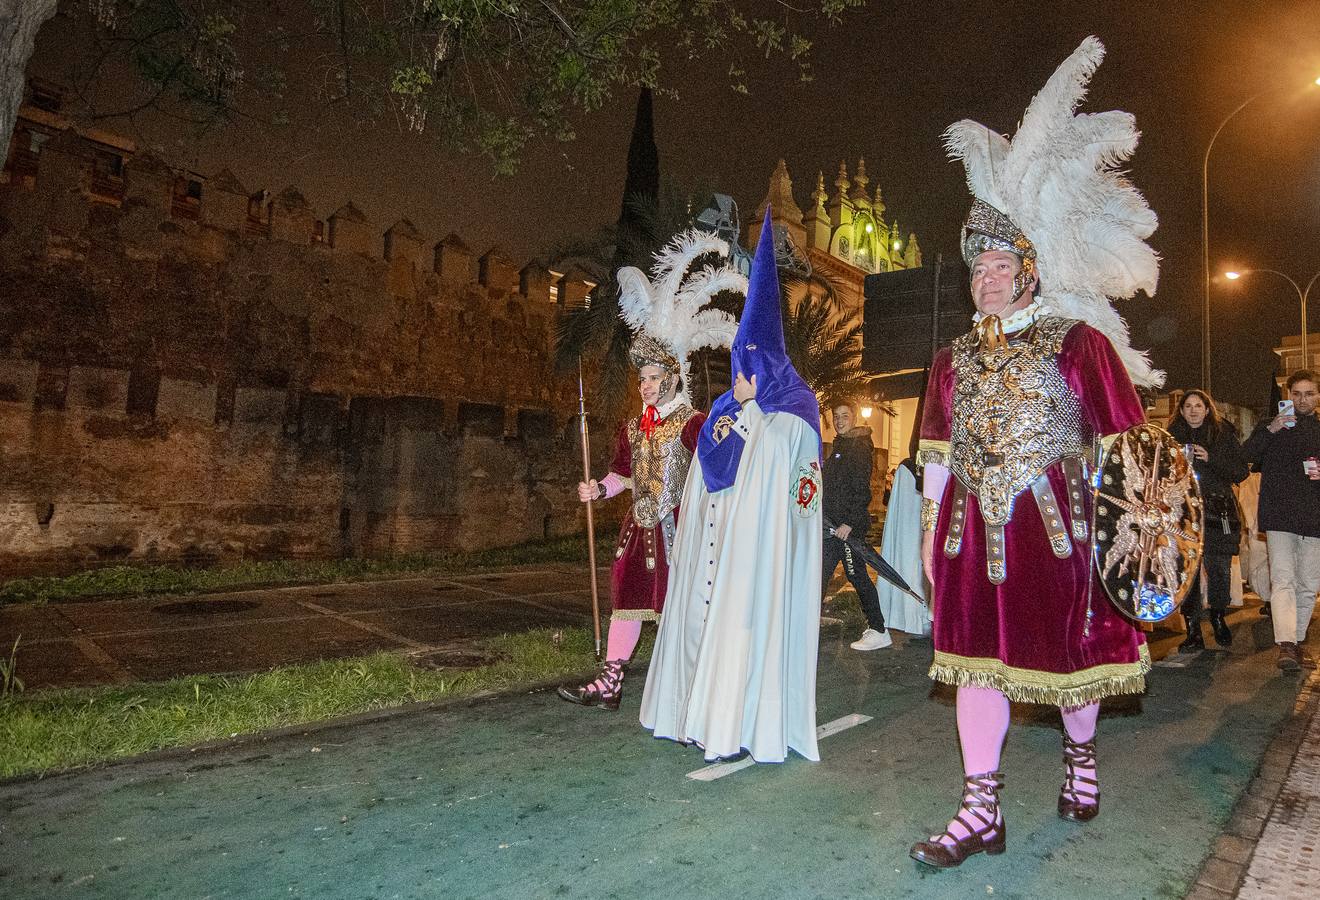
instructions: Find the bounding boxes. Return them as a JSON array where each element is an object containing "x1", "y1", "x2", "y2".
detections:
[{"x1": 921, "y1": 497, "x2": 941, "y2": 532}]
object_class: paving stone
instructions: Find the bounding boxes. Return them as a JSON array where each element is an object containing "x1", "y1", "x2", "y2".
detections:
[
  {"x1": 97, "y1": 616, "x2": 389, "y2": 681},
  {"x1": 1212, "y1": 833, "x2": 1256, "y2": 865},
  {"x1": 0, "y1": 604, "x2": 74, "y2": 645},
  {"x1": 1227, "y1": 813, "x2": 1267, "y2": 840},
  {"x1": 1239, "y1": 679, "x2": 1320, "y2": 900},
  {"x1": 6, "y1": 638, "x2": 118, "y2": 689},
  {"x1": 57, "y1": 594, "x2": 307, "y2": 636},
  {"x1": 351, "y1": 597, "x2": 586, "y2": 645},
  {"x1": 1237, "y1": 794, "x2": 1276, "y2": 819},
  {"x1": 1248, "y1": 777, "x2": 1285, "y2": 799},
  {"x1": 1197, "y1": 857, "x2": 1244, "y2": 894}
]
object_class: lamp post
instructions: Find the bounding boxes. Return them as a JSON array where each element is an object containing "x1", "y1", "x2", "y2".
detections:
[
  {"x1": 1202, "y1": 93, "x2": 1263, "y2": 394},
  {"x1": 1203, "y1": 77, "x2": 1320, "y2": 392},
  {"x1": 1224, "y1": 268, "x2": 1320, "y2": 370}
]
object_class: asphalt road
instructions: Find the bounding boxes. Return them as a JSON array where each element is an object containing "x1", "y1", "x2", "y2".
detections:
[{"x1": 0, "y1": 615, "x2": 1302, "y2": 899}]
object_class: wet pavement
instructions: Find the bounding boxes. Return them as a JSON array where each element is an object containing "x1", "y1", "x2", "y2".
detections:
[
  {"x1": 0, "y1": 603, "x2": 1316, "y2": 900},
  {"x1": 0, "y1": 565, "x2": 602, "y2": 688},
  {"x1": 1, "y1": 572, "x2": 1318, "y2": 899}
]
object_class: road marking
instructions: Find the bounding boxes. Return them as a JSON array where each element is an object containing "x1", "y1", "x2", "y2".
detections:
[
  {"x1": 296, "y1": 600, "x2": 430, "y2": 651},
  {"x1": 685, "y1": 713, "x2": 873, "y2": 781}
]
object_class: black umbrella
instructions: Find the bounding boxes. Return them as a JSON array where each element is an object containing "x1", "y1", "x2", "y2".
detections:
[{"x1": 823, "y1": 516, "x2": 926, "y2": 605}]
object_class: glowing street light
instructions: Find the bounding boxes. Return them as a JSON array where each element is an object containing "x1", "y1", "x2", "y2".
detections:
[
  {"x1": 1201, "y1": 75, "x2": 1320, "y2": 393},
  {"x1": 860, "y1": 405, "x2": 873, "y2": 419},
  {"x1": 1223, "y1": 267, "x2": 1320, "y2": 370}
]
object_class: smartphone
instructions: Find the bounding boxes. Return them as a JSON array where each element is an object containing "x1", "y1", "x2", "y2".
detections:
[{"x1": 1280, "y1": 399, "x2": 1296, "y2": 427}]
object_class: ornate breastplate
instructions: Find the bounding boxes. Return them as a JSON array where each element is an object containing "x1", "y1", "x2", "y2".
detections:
[
  {"x1": 949, "y1": 316, "x2": 1088, "y2": 526},
  {"x1": 627, "y1": 406, "x2": 697, "y2": 528}
]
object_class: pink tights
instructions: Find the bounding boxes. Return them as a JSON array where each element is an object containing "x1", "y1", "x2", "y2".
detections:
[
  {"x1": 936, "y1": 686, "x2": 1099, "y2": 845},
  {"x1": 588, "y1": 619, "x2": 643, "y2": 689}
]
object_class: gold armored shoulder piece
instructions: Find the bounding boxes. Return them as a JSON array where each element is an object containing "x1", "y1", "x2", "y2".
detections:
[{"x1": 1031, "y1": 315, "x2": 1082, "y2": 354}]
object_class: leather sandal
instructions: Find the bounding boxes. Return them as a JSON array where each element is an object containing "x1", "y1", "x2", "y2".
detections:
[
  {"x1": 1058, "y1": 735, "x2": 1100, "y2": 822},
  {"x1": 910, "y1": 771, "x2": 1006, "y2": 868},
  {"x1": 556, "y1": 660, "x2": 625, "y2": 710}
]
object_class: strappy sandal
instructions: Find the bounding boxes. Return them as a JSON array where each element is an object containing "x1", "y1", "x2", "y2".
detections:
[
  {"x1": 910, "y1": 771, "x2": 1006, "y2": 868},
  {"x1": 556, "y1": 660, "x2": 625, "y2": 710},
  {"x1": 1058, "y1": 735, "x2": 1100, "y2": 822}
]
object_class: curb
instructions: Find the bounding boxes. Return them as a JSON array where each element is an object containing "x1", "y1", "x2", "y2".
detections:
[
  {"x1": 1184, "y1": 648, "x2": 1320, "y2": 899},
  {"x1": 0, "y1": 666, "x2": 604, "y2": 789}
]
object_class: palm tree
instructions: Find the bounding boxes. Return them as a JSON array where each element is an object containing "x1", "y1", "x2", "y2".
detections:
[
  {"x1": 780, "y1": 272, "x2": 879, "y2": 411},
  {"x1": 552, "y1": 182, "x2": 717, "y2": 407}
]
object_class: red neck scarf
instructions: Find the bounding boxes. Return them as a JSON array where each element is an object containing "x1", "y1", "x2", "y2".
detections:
[{"x1": 640, "y1": 405, "x2": 660, "y2": 438}]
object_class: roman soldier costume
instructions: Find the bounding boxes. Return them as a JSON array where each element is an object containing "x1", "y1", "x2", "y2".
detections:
[
  {"x1": 602, "y1": 334, "x2": 706, "y2": 626},
  {"x1": 909, "y1": 38, "x2": 1168, "y2": 867},
  {"x1": 558, "y1": 230, "x2": 743, "y2": 710}
]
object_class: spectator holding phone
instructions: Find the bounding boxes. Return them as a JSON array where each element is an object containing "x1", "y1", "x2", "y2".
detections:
[
  {"x1": 1243, "y1": 370, "x2": 1320, "y2": 671},
  {"x1": 1168, "y1": 390, "x2": 1247, "y2": 652}
]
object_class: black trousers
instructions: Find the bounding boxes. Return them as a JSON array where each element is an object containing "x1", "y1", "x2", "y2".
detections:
[
  {"x1": 1181, "y1": 552, "x2": 1235, "y2": 622},
  {"x1": 822, "y1": 535, "x2": 885, "y2": 631}
]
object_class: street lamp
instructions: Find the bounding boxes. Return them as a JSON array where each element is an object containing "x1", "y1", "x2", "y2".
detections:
[
  {"x1": 1202, "y1": 77, "x2": 1320, "y2": 393},
  {"x1": 1224, "y1": 268, "x2": 1320, "y2": 370},
  {"x1": 1202, "y1": 93, "x2": 1263, "y2": 393}
]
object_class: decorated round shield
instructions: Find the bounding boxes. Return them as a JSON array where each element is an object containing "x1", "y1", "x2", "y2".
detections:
[{"x1": 1092, "y1": 424, "x2": 1205, "y2": 623}]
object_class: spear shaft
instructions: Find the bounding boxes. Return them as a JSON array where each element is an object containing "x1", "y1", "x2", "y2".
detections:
[{"x1": 577, "y1": 360, "x2": 603, "y2": 661}]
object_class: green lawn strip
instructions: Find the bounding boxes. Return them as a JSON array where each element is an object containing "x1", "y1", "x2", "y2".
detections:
[
  {"x1": 0, "y1": 531, "x2": 619, "y2": 605},
  {"x1": 0, "y1": 625, "x2": 649, "y2": 780}
]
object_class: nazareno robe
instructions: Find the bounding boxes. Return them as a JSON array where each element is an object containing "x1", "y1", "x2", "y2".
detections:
[
  {"x1": 919, "y1": 322, "x2": 1150, "y2": 706},
  {"x1": 606, "y1": 409, "x2": 706, "y2": 621},
  {"x1": 640, "y1": 400, "x2": 822, "y2": 762}
]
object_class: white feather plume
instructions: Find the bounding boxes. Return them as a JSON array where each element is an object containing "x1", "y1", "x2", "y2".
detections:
[
  {"x1": 616, "y1": 229, "x2": 744, "y2": 405},
  {"x1": 944, "y1": 35, "x2": 1165, "y2": 387}
]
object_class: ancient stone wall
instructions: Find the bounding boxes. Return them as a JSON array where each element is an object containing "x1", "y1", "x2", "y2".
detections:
[{"x1": 0, "y1": 117, "x2": 616, "y2": 575}]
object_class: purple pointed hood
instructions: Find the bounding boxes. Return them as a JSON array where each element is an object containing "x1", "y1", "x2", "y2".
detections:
[{"x1": 696, "y1": 210, "x2": 821, "y2": 492}]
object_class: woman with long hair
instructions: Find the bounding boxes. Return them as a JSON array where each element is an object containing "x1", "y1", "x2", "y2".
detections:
[{"x1": 1168, "y1": 389, "x2": 1248, "y2": 651}]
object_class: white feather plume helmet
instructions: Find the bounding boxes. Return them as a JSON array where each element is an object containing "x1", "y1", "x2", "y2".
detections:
[
  {"x1": 616, "y1": 228, "x2": 745, "y2": 406},
  {"x1": 944, "y1": 35, "x2": 1165, "y2": 388}
]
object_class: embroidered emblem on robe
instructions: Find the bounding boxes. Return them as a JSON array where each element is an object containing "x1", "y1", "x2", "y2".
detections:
[
  {"x1": 710, "y1": 415, "x2": 736, "y2": 445},
  {"x1": 794, "y1": 461, "x2": 821, "y2": 517}
]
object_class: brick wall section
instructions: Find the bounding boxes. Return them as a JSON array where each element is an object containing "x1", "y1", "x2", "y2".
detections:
[{"x1": 0, "y1": 133, "x2": 615, "y2": 575}]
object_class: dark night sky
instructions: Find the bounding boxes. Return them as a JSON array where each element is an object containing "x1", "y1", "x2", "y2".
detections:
[{"x1": 27, "y1": 0, "x2": 1320, "y2": 412}]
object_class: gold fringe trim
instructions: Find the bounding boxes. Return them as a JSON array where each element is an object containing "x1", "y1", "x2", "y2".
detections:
[
  {"x1": 928, "y1": 644, "x2": 1152, "y2": 707},
  {"x1": 917, "y1": 440, "x2": 950, "y2": 467},
  {"x1": 610, "y1": 609, "x2": 659, "y2": 622}
]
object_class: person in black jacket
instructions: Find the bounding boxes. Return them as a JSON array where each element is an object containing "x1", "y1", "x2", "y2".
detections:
[
  {"x1": 1168, "y1": 389, "x2": 1248, "y2": 652},
  {"x1": 822, "y1": 401, "x2": 890, "y2": 650},
  {"x1": 1243, "y1": 370, "x2": 1320, "y2": 671}
]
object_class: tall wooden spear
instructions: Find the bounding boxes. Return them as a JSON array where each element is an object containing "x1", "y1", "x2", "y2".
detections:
[{"x1": 577, "y1": 359, "x2": 603, "y2": 661}]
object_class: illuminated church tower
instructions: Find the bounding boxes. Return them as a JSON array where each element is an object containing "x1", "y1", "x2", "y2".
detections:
[{"x1": 748, "y1": 157, "x2": 922, "y2": 319}]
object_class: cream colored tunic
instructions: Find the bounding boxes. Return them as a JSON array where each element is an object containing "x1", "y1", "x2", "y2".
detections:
[{"x1": 640, "y1": 400, "x2": 822, "y2": 763}]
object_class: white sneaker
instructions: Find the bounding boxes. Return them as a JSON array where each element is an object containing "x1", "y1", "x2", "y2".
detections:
[{"x1": 850, "y1": 628, "x2": 893, "y2": 651}]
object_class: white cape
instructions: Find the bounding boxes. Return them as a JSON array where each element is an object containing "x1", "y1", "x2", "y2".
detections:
[
  {"x1": 640, "y1": 403, "x2": 822, "y2": 763},
  {"x1": 876, "y1": 464, "x2": 932, "y2": 636}
]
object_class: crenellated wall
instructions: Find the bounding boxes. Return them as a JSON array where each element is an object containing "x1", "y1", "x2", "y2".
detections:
[{"x1": 0, "y1": 105, "x2": 616, "y2": 576}]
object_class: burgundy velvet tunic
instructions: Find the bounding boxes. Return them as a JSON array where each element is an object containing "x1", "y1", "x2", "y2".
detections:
[
  {"x1": 607, "y1": 410, "x2": 706, "y2": 621},
  {"x1": 919, "y1": 322, "x2": 1150, "y2": 706}
]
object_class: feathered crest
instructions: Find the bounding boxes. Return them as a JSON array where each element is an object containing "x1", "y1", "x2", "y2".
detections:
[
  {"x1": 943, "y1": 35, "x2": 1164, "y2": 387},
  {"x1": 616, "y1": 229, "x2": 745, "y2": 405}
]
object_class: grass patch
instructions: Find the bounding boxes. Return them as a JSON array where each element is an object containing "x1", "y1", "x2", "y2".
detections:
[
  {"x1": 0, "y1": 625, "x2": 650, "y2": 779},
  {"x1": 0, "y1": 532, "x2": 618, "y2": 606}
]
